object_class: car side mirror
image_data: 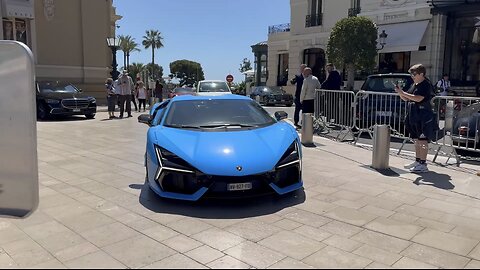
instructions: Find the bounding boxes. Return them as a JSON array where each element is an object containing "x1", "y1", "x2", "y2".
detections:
[
  {"x1": 274, "y1": 111, "x2": 288, "y2": 121},
  {"x1": 138, "y1": 114, "x2": 152, "y2": 126}
]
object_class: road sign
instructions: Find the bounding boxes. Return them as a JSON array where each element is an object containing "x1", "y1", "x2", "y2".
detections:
[{"x1": 226, "y1": 74, "x2": 234, "y2": 83}]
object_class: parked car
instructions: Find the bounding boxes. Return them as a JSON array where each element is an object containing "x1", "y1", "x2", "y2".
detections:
[
  {"x1": 451, "y1": 102, "x2": 480, "y2": 149},
  {"x1": 36, "y1": 81, "x2": 96, "y2": 120},
  {"x1": 196, "y1": 80, "x2": 231, "y2": 96},
  {"x1": 168, "y1": 87, "x2": 195, "y2": 99},
  {"x1": 138, "y1": 95, "x2": 303, "y2": 201},
  {"x1": 250, "y1": 86, "x2": 293, "y2": 107}
]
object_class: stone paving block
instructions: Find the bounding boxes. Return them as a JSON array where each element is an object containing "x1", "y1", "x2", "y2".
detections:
[
  {"x1": 185, "y1": 245, "x2": 225, "y2": 265},
  {"x1": 395, "y1": 204, "x2": 445, "y2": 221},
  {"x1": 162, "y1": 234, "x2": 203, "y2": 253},
  {"x1": 330, "y1": 190, "x2": 366, "y2": 201},
  {"x1": 401, "y1": 243, "x2": 470, "y2": 269},
  {"x1": 365, "y1": 217, "x2": 424, "y2": 240},
  {"x1": 412, "y1": 229, "x2": 479, "y2": 256},
  {"x1": 2, "y1": 238, "x2": 54, "y2": 267},
  {"x1": 357, "y1": 195, "x2": 404, "y2": 211},
  {"x1": 166, "y1": 218, "x2": 213, "y2": 236},
  {"x1": 103, "y1": 235, "x2": 176, "y2": 268},
  {"x1": 377, "y1": 190, "x2": 427, "y2": 205},
  {"x1": 365, "y1": 262, "x2": 394, "y2": 269},
  {"x1": 339, "y1": 182, "x2": 386, "y2": 197},
  {"x1": 417, "y1": 198, "x2": 468, "y2": 215},
  {"x1": 280, "y1": 209, "x2": 332, "y2": 228},
  {"x1": 0, "y1": 251, "x2": 16, "y2": 268},
  {"x1": 295, "y1": 198, "x2": 338, "y2": 216},
  {"x1": 351, "y1": 230, "x2": 411, "y2": 254},
  {"x1": 53, "y1": 242, "x2": 99, "y2": 263},
  {"x1": 225, "y1": 220, "x2": 282, "y2": 242},
  {"x1": 460, "y1": 207, "x2": 480, "y2": 221},
  {"x1": 142, "y1": 253, "x2": 207, "y2": 269},
  {"x1": 293, "y1": 225, "x2": 332, "y2": 243},
  {"x1": 114, "y1": 212, "x2": 159, "y2": 231},
  {"x1": 451, "y1": 226, "x2": 480, "y2": 241},
  {"x1": 224, "y1": 241, "x2": 286, "y2": 269},
  {"x1": 389, "y1": 212, "x2": 420, "y2": 224},
  {"x1": 465, "y1": 259, "x2": 480, "y2": 269},
  {"x1": 392, "y1": 257, "x2": 438, "y2": 269},
  {"x1": 353, "y1": 244, "x2": 402, "y2": 266},
  {"x1": 321, "y1": 220, "x2": 364, "y2": 238},
  {"x1": 272, "y1": 218, "x2": 303, "y2": 230},
  {"x1": 441, "y1": 214, "x2": 480, "y2": 231},
  {"x1": 414, "y1": 218, "x2": 455, "y2": 233},
  {"x1": 258, "y1": 231, "x2": 325, "y2": 260},
  {"x1": 207, "y1": 255, "x2": 251, "y2": 269},
  {"x1": 332, "y1": 199, "x2": 367, "y2": 210},
  {"x1": 303, "y1": 246, "x2": 372, "y2": 268},
  {"x1": 64, "y1": 250, "x2": 125, "y2": 269},
  {"x1": 359, "y1": 205, "x2": 395, "y2": 218},
  {"x1": 29, "y1": 258, "x2": 66, "y2": 269},
  {"x1": 267, "y1": 257, "x2": 314, "y2": 269},
  {"x1": 324, "y1": 206, "x2": 378, "y2": 227},
  {"x1": 322, "y1": 235, "x2": 363, "y2": 252},
  {"x1": 0, "y1": 222, "x2": 29, "y2": 245},
  {"x1": 80, "y1": 222, "x2": 141, "y2": 247},
  {"x1": 58, "y1": 210, "x2": 115, "y2": 233},
  {"x1": 192, "y1": 228, "x2": 245, "y2": 251}
]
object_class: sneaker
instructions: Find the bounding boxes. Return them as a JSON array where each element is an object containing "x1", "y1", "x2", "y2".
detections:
[
  {"x1": 404, "y1": 161, "x2": 419, "y2": 169},
  {"x1": 410, "y1": 163, "x2": 429, "y2": 173}
]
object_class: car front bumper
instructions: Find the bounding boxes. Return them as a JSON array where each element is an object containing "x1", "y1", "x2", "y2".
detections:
[{"x1": 50, "y1": 106, "x2": 96, "y2": 116}]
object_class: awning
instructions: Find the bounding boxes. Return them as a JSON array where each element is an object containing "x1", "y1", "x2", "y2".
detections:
[
  {"x1": 2, "y1": 0, "x2": 34, "y2": 19},
  {"x1": 377, "y1": 20, "x2": 429, "y2": 53}
]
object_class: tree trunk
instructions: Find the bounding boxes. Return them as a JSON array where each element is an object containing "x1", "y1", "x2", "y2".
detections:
[
  {"x1": 126, "y1": 52, "x2": 130, "y2": 74},
  {"x1": 346, "y1": 63, "x2": 355, "y2": 91},
  {"x1": 123, "y1": 52, "x2": 127, "y2": 71},
  {"x1": 151, "y1": 46, "x2": 155, "y2": 80}
]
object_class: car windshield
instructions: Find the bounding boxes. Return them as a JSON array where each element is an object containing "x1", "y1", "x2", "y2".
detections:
[
  {"x1": 38, "y1": 82, "x2": 78, "y2": 93},
  {"x1": 174, "y1": 87, "x2": 194, "y2": 93},
  {"x1": 198, "y1": 82, "x2": 230, "y2": 92},
  {"x1": 163, "y1": 99, "x2": 276, "y2": 128},
  {"x1": 264, "y1": 87, "x2": 285, "y2": 94},
  {"x1": 361, "y1": 76, "x2": 413, "y2": 92}
]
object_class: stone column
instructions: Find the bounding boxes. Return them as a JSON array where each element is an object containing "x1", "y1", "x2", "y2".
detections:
[{"x1": 430, "y1": 13, "x2": 447, "y2": 81}]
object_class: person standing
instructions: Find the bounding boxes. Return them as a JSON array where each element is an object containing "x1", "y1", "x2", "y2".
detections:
[
  {"x1": 115, "y1": 70, "x2": 134, "y2": 118},
  {"x1": 290, "y1": 64, "x2": 306, "y2": 128},
  {"x1": 136, "y1": 81, "x2": 147, "y2": 112},
  {"x1": 154, "y1": 80, "x2": 164, "y2": 102},
  {"x1": 396, "y1": 64, "x2": 436, "y2": 173},
  {"x1": 436, "y1": 74, "x2": 451, "y2": 96},
  {"x1": 105, "y1": 78, "x2": 117, "y2": 119},
  {"x1": 321, "y1": 63, "x2": 342, "y2": 90},
  {"x1": 300, "y1": 67, "x2": 321, "y2": 114}
]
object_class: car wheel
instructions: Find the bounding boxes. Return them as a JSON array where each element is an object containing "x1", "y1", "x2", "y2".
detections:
[
  {"x1": 85, "y1": 113, "x2": 95, "y2": 119},
  {"x1": 37, "y1": 104, "x2": 49, "y2": 120}
]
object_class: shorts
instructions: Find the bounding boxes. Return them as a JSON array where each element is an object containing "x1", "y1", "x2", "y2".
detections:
[{"x1": 405, "y1": 105, "x2": 438, "y2": 142}]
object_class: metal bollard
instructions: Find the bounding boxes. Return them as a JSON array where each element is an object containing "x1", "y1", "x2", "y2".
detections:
[
  {"x1": 372, "y1": 125, "x2": 390, "y2": 170},
  {"x1": 301, "y1": 113, "x2": 314, "y2": 145},
  {"x1": 445, "y1": 100, "x2": 454, "y2": 130}
]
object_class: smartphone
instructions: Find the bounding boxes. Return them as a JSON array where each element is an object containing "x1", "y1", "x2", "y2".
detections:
[{"x1": 0, "y1": 41, "x2": 38, "y2": 218}]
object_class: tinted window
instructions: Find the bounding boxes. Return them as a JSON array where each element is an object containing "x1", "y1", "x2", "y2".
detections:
[
  {"x1": 198, "y1": 82, "x2": 230, "y2": 92},
  {"x1": 164, "y1": 99, "x2": 275, "y2": 128},
  {"x1": 174, "y1": 87, "x2": 194, "y2": 93},
  {"x1": 38, "y1": 82, "x2": 78, "y2": 93},
  {"x1": 362, "y1": 77, "x2": 413, "y2": 92}
]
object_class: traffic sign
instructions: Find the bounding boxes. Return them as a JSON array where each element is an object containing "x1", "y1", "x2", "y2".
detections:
[{"x1": 226, "y1": 74, "x2": 234, "y2": 83}]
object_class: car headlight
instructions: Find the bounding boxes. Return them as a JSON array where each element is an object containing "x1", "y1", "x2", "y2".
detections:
[
  {"x1": 46, "y1": 99, "x2": 60, "y2": 104},
  {"x1": 154, "y1": 145, "x2": 196, "y2": 174},
  {"x1": 276, "y1": 141, "x2": 300, "y2": 169},
  {"x1": 91, "y1": 99, "x2": 96, "y2": 104}
]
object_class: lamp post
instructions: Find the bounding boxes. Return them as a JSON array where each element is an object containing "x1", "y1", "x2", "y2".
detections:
[
  {"x1": 106, "y1": 37, "x2": 121, "y2": 80},
  {"x1": 377, "y1": 30, "x2": 388, "y2": 51}
]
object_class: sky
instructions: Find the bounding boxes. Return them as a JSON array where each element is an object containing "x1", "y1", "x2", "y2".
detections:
[{"x1": 114, "y1": 0, "x2": 290, "y2": 83}]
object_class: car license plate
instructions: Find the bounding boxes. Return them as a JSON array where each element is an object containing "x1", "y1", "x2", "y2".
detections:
[
  {"x1": 281, "y1": 99, "x2": 285, "y2": 102},
  {"x1": 72, "y1": 109, "x2": 81, "y2": 112},
  {"x1": 376, "y1": 111, "x2": 392, "y2": 117},
  {"x1": 227, "y1": 182, "x2": 252, "y2": 191}
]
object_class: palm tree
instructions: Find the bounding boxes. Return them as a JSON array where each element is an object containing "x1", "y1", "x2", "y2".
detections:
[
  {"x1": 128, "y1": 62, "x2": 145, "y2": 82},
  {"x1": 118, "y1": 35, "x2": 140, "y2": 73},
  {"x1": 142, "y1": 30, "x2": 164, "y2": 80}
]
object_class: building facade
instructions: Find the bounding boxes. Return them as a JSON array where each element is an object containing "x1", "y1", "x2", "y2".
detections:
[{"x1": 0, "y1": 0, "x2": 121, "y2": 101}]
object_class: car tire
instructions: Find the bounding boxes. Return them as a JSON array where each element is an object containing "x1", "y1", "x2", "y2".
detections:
[
  {"x1": 37, "y1": 104, "x2": 49, "y2": 120},
  {"x1": 85, "y1": 113, "x2": 95, "y2": 119}
]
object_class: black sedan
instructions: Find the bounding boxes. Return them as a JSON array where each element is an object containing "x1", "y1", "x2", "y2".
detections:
[
  {"x1": 250, "y1": 86, "x2": 293, "y2": 107},
  {"x1": 36, "y1": 81, "x2": 97, "y2": 120},
  {"x1": 451, "y1": 102, "x2": 480, "y2": 150}
]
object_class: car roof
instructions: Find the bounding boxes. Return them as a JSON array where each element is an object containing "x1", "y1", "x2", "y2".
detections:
[
  {"x1": 198, "y1": 80, "x2": 227, "y2": 83},
  {"x1": 171, "y1": 94, "x2": 250, "y2": 102},
  {"x1": 367, "y1": 73, "x2": 410, "y2": 78}
]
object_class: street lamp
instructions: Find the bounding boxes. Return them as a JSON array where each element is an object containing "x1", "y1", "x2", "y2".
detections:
[
  {"x1": 377, "y1": 30, "x2": 388, "y2": 51},
  {"x1": 106, "y1": 37, "x2": 121, "y2": 80}
]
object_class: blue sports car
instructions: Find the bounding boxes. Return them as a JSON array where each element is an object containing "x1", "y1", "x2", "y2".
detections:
[{"x1": 138, "y1": 94, "x2": 303, "y2": 201}]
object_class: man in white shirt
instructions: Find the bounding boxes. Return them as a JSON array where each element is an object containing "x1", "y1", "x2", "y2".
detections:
[
  {"x1": 115, "y1": 70, "x2": 134, "y2": 118},
  {"x1": 436, "y1": 74, "x2": 451, "y2": 96},
  {"x1": 300, "y1": 67, "x2": 321, "y2": 114}
]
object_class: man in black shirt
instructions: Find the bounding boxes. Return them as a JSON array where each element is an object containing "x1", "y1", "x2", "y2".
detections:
[
  {"x1": 395, "y1": 64, "x2": 437, "y2": 173},
  {"x1": 321, "y1": 63, "x2": 342, "y2": 90},
  {"x1": 290, "y1": 64, "x2": 306, "y2": 128}
]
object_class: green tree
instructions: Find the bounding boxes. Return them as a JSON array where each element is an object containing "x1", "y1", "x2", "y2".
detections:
[
  {"x1": 169, "y1": 60, "x2": 205, "y2": 86},
  {"x1": 118, "y1": 35, "x2": 140, "y2": 73},
  {"x1": 127, "y1": 62, "x2": 145, "y2": 82},
  {"x1": 142, "y1": 30, "x2": 164, "y2": 80},
  {"x1": 239, "y1": 58, "x2": 252, "y2": 73},
  {"x1": 145, "y1": 63, "x2": 164, "y2": 82},
  {"x1": 326, "y1": 16, "x2": 378, "y2": 90}
]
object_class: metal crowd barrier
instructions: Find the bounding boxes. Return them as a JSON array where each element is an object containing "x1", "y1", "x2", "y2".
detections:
[{"x1": 314, "y1": 89, "x2": 356, "y2": 141}]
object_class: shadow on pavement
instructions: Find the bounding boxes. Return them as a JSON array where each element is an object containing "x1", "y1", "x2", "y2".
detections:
[
  {"x1": 133, "y1": 182, "x2": 306, "y2": 219},
  {"x1": 413, "y1": 171, "x2": 455, "y2": 190}
]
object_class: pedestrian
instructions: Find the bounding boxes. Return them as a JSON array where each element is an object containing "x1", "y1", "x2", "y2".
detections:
[
  {"x1": 290, "y1": 64, "x2": 306, "y2": 129},
  {"x1": 436, "y1": 74, "x2": 451, "y2": 96},
  {"x1": 321, "y1": 63, "x2": 342, "y2": 90},
  {"x1": 396, "y1": 64, "x2": 437, "y2": 173},
  {"x1": 154, "y1": 80, "x2": 163, "y2": 102},
  {"x1": 115, "y1": 70, "x2": 134, "y2": 118},
  {"x1": 105, "y1": 78, "x2": 117, "y2": 119},
  {"x1": 136, "y1": 81, "x2": 147, "y2": 112},
  {"x1": 300, "y1": 67, "x2": 321, "y2": 115},
  {"x1": 131, "y1": 80, "x2": 139, "y2": 112}
]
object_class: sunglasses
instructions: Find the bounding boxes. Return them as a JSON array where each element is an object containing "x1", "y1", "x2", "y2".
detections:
[{"x1": 410, "y1": 73, "x2": 419, "y2": 77}]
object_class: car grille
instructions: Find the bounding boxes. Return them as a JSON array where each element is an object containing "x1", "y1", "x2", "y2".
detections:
[{"x1": 61, "y1": 99, "x2": 90, "y2": 109}]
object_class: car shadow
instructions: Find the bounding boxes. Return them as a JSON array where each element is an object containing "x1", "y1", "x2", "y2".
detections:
[
  {"x1": 132, "y1": 182, "x2": 306, "y2": 219},
  {"x1": 413, "y1": 171, "x2": 455, "y2": 190}
]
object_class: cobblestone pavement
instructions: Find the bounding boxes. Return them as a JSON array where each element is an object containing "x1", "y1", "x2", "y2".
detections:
[{"x1": 1, "y1": 111, "x2": 480, "y2": 268}]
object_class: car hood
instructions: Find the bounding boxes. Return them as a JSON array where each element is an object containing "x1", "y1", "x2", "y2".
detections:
[
  {"x1": 196, "y1": 92, "x2": 232, "y2": 96},
  {"x1": 153, "y1": 122, "x2": 297, "y2": 176},
  {"x1": 38, "y1": 91, "x2": 93, "y2": 100}
]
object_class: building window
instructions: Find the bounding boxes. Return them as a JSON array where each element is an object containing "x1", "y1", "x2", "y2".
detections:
[
  {"x1": 303, "y1": 48, "x2": 326, "y2": 82},
  {"x1": 348, "y1": 0, "x2": 361, "y2": 17},
  {"x1": 306, "y1": 0, "x2": 323, "y2": 27},
  {"x1": 277, "y1": 53, "x2": 289, "y2": 86},
  {"x1": 2, "y1": 18, "x2": 29, "y2": 46},
  {"x1": 378, "y1": 52, "x2": 411, "y2": 73}
]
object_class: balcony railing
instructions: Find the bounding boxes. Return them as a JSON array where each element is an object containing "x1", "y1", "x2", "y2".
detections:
[
  {"x1": 348, "y1": 7, "x2": 361, "y2": 17},
  {"x1": 268, "y1": 23, "x2": 291, "y2": 35},
  {"x1": 305, "y1": 13, "x2": 323, "y2": 28}
]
